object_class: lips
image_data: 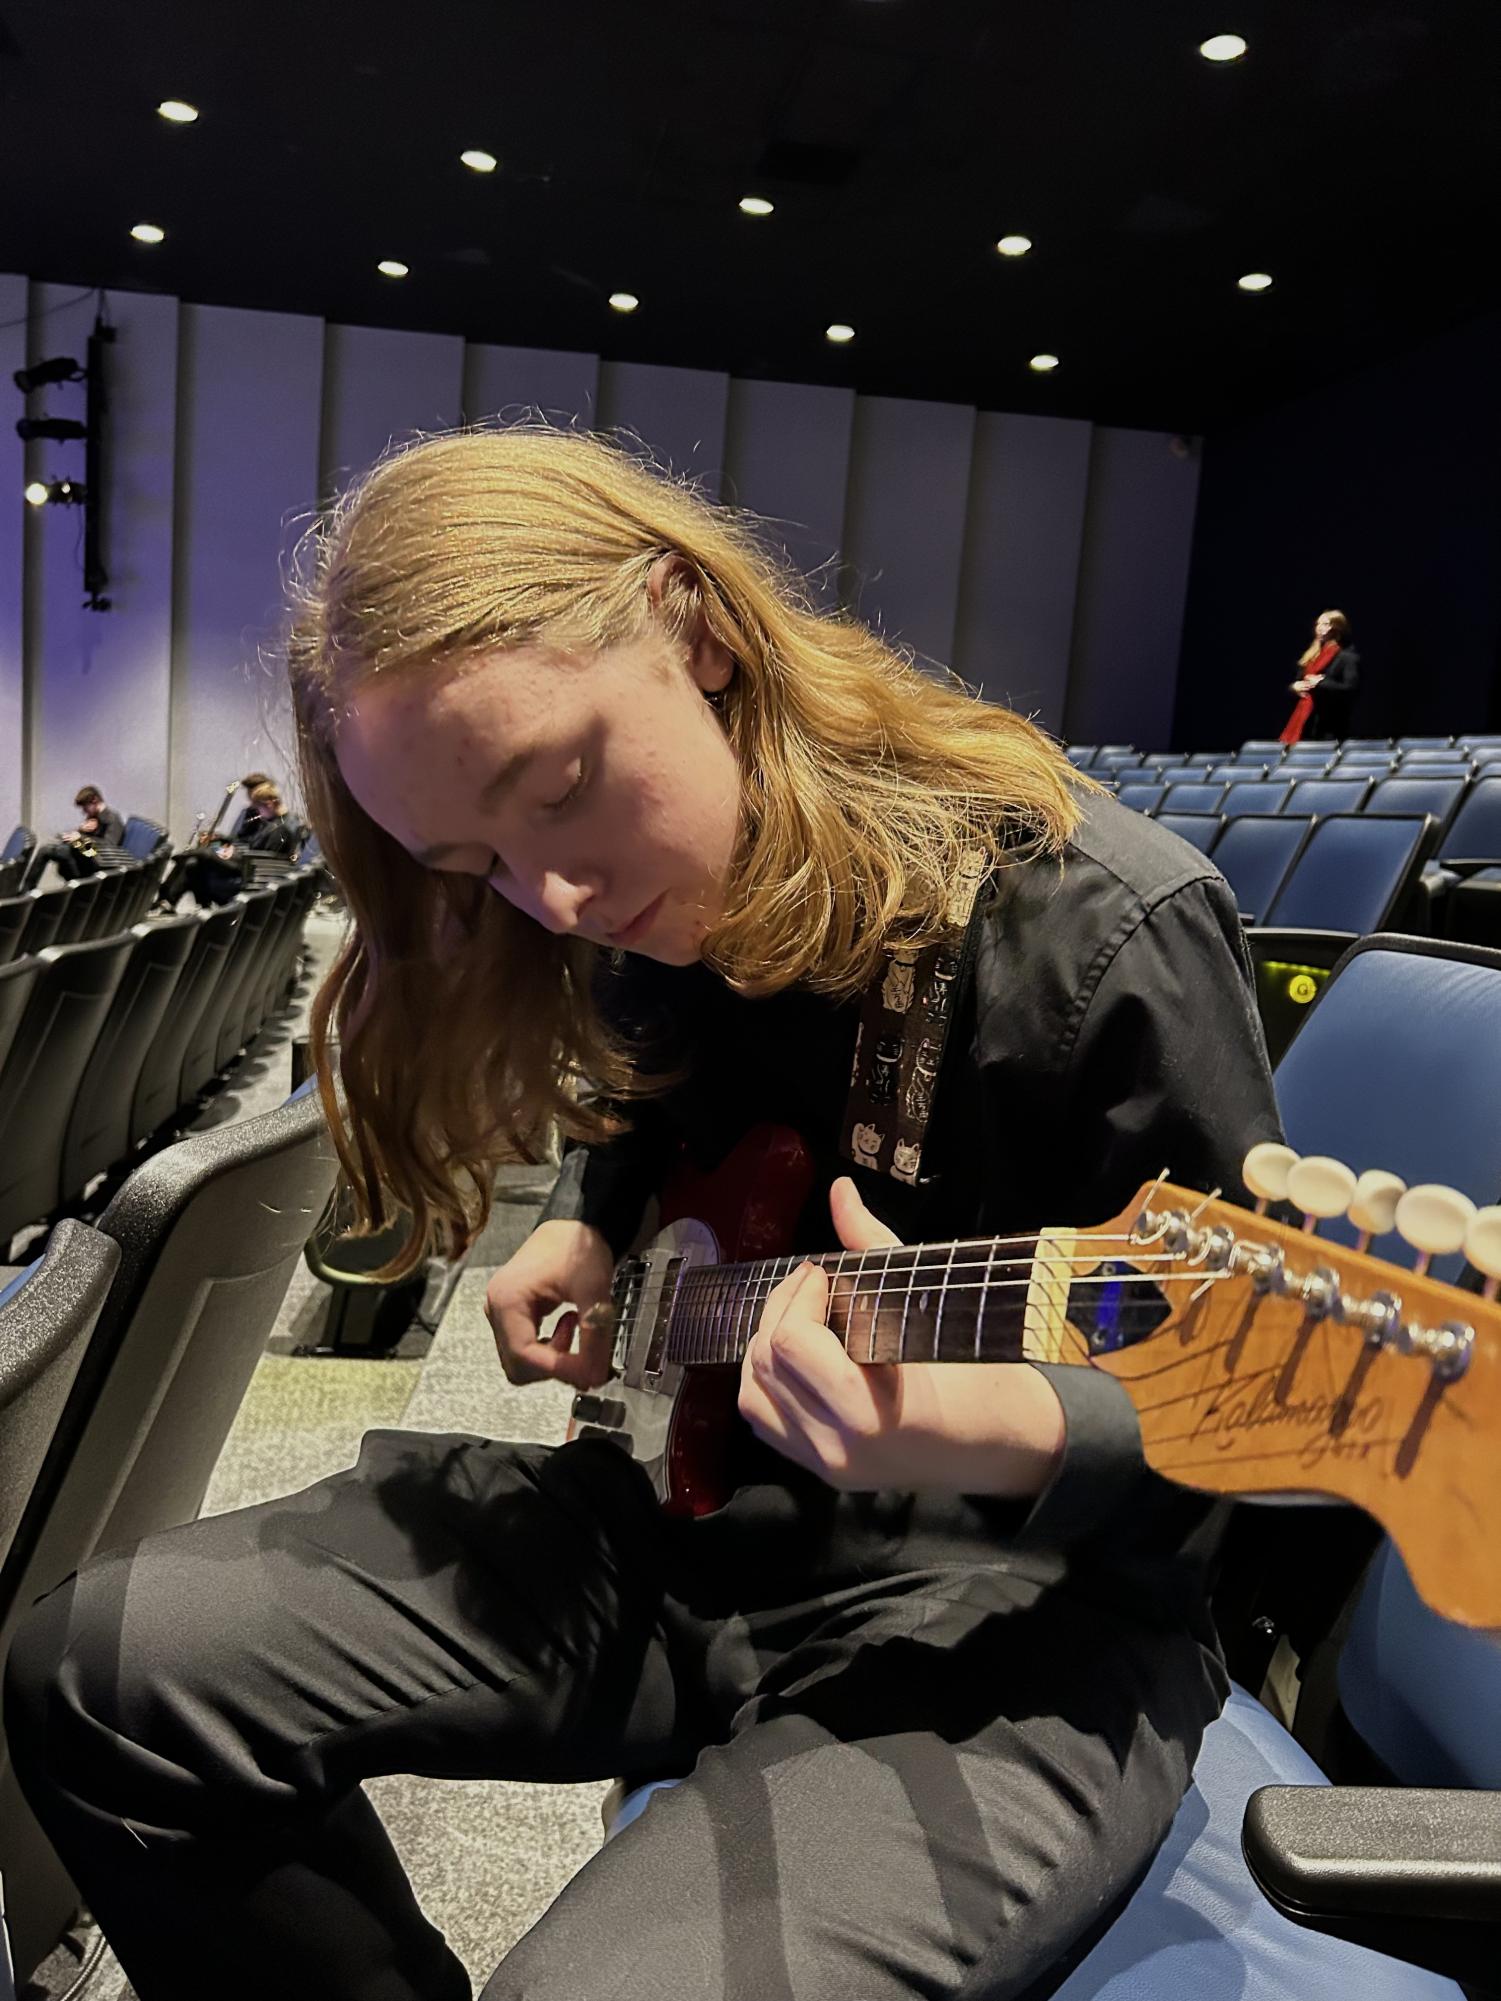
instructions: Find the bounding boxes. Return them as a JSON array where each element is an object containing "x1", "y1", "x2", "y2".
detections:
[{"x1": 608, "y1": 892, "x2": 666, "y2": 949}]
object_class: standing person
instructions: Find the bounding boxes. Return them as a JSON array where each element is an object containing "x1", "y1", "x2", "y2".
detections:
[
  {"x1": 1278, "y1": 609, "x2": 1359, "y2": 744},
  {"x1": 19, "y1": 784, "x2": 126, "y2": 888},
  {"x1": 7, "y1": 427, "x2": 1282, "y2": 2001}
]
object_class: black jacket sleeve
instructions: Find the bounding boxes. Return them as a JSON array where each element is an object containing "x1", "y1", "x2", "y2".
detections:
[
  {"x1": 95, "y1": 809, "x2": 126, "y2": 850},
  {"x1": 1311, "y1": 647, "x2": 1360, "y2": 703}
]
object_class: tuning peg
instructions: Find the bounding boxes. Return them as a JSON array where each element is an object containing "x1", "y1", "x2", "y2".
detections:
[
  {"x1": 1243, "y1": 1142, "x2": 1299, "y2": 1214},
  {"x1": 1286, "y1": 1155, "x2": 1357, "y2": 1234},
  {"x1": 1465, "y1": 1205, "x2": 1501, "y2": 1302},
  {"x1": 1348, "y1": 1169, "x2": 1407, "y2": 1252},
  {"x1": 1395, "y1": 1183, "x2": 1478, "y2": 1276}
]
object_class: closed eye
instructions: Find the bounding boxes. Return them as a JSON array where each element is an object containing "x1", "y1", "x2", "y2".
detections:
[{"x1": 544, "y1": 761, "x2": 588, "y2": 813}]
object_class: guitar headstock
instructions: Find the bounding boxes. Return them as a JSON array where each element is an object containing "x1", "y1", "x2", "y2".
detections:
[{"x1": 1030, "y1": 1172, "x2": 1501, "y2": 1630}]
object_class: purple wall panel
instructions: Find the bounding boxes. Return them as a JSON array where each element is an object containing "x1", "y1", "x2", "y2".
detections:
[
  {"x1": 319, "y1": 323, "x2": 464, "y2": 503},
  {"x1": 596, "y1": 361, "x2": 730, "y2": 502},
  {"x1": 169, "y1": 304, "x2": 324, "y2": 836},
  {"x1": 0, "y1": 275, "x2": 26, "y2": 838},
  {"x1": 462, "y1": 342, "x2": 600, "y2": 429},
  {"x1": 721, "y1": 378, "x2": 855, "y2": 608}
]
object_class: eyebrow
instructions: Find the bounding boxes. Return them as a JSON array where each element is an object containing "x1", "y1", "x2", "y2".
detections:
[{"x1": 407, "y1": 747, "x2": 538, "y2": 869}]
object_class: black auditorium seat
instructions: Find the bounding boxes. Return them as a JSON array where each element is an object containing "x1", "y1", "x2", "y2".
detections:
[
  {"x1": 0, "y1": 1221, "x2": 119, "y2": 1577},
  {"x1": 58, "y1": 914, "x2": 200, "y2": 1205},
  {"x1": 49, "y1": 876, "x2": 100, "y2": 947},
  {"x1": 127, "y1": 904, "x2": 241, "y2": 1147},
  {"x1": 207, "y1": 885, "x2": 279, "y2": 1077},
  {"x1": 0, "y1": 1087, "x2": 339, "y2": 1977},
  {"x1": 84, "y1": 866, "x2": 131, "y2": 939},
  {"x1": 0, "y1": 857, "x2": 22, "y2": 900},
  {"x1": 16, "y1": 887, "x2": 68, "y2": 960},
  {"x1": 0, "y1": 896, "x2": 29, "y2": 968},
  {"x1": 239, "y1": 877, "x2": 302, "y2": 1046},
  {"x1": 0, "y1": 936, "x2": 136, "y2": 1252},
  {"x1": 0, "y1": 960, "x2": 43, "y2": 1083}
]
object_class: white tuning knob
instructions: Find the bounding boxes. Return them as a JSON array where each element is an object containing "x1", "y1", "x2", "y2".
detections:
[
  {"x1": 1395, "y1": 1183, "x2": 1478, "y2": 1274},
  {"x1": 1287, "y1": 1155, "x2": 1358, "y2": 1230},
  {"x1": 1243, "y1": 1142, "x2": 1299, "y2": 1210},
  {"x1": 1465, "y1": 1205, "x2": 1501, "y2": 1300},
  {"x1": 1348, "y1": 1169, "x2": 1408, "y2": 1246}
]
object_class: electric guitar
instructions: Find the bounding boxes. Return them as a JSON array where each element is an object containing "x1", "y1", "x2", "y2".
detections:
[{"x1": 570, "y1": 1126, "x2": 1501, "y2": 1630}]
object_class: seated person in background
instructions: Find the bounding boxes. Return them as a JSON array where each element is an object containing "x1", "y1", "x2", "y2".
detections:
[
  {"x1": 158, "y1": 782, "x2": 299, "y2": 909},
  {"x1": 20, "y1": 784, "x2": 126, "y2": 888},
  {"x1": 229, "y1": 771, "x2": 275, "y2": 839}
]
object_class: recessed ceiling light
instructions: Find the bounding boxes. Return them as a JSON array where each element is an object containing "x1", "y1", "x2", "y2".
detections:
[
  {"x1": 609, "y1": 292, "x2": 640, "y2": 313},
  {"x1": 24, "y1": 481, "x2": 49, "y2": 508},
  {"x1": 460, "y1": 149, "x2": 498, "y2": 174},
  {"x1": 1199, "y1": 33, "x2": 1247, "y2": 61},
  {"x1": 377, "y1": 259, "x2": 409, "y2": 278},
  {"x1": 996, "y1": 234, "x2": 1033, "y2": 257},
  {"x1": 825, "y1": 323, "x2": 855, "y2": 344},
  {"x1": 1029, "y1": 353, "x2": 1060, "y2": 372},
  {"x1": 157, "y1": 99, "x2": 199, "y2": 124},
  {"x1": 1237, "y1": 271, "x2": 1273, "y2": 291},
  {"x1": 130, "y1": 222, "x2": 165, "y2": 244},
  {"x1": 739, "y1": 196, "x2": 774, "y2": 217}
]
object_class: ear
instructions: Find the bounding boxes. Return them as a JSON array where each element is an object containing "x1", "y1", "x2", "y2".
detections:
[{"x1": 647, "y1": 552, "x2": 734, "y2": 696}]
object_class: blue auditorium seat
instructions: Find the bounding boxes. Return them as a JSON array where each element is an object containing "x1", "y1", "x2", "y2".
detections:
[
  {"x1": 1396, "y1": 736, "x2": 1453, "y2": 749},
  {"x1": 117, "y1": 816, "x2": 170, "y2": 862},
  {"x1": 1212, "y1": 815, "x2": 1313, "y2": 923},
  {"x1": 0, "y1": 829, "x2": 34, "y2": 869},
  {"x1": 1155, "y1": 813, "x2": 1222, "y2": 855},
  {"x1": 1365, "y1": 775, "x2": 1468, "y2": 837},
  {"x1": 1283, "y1": 776, "x2": 1373, "y2": 817},
  {"x1": 1116, "y1": 782, "x2": 1167, "y2": 814},
  {"x1": 1162, "y1": 781, "x2": 1228, "y2": 814},
  {"x1": 1262, "y1": 814, "x2": 1436, "y2": 934},
  {"x1": 1222, "y1": 780, "x2": 1293, "y2": 818},
  {"x1": 1066, "y1": 747, "x2": 1098, "y2": 769},
  {"x1": 1239, "y1": 741, "x2": 1286, "y2": 758}
]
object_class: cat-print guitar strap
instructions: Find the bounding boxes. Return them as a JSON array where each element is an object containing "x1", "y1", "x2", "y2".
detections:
[{"x1": 839, "y1": 850, "x2": 992, "y2": 1189}]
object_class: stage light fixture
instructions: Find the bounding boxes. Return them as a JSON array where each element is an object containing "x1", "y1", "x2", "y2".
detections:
[
  {"x1": 609, "y1": 292, "x2": 640, "y2": 313},
  {"x1": 1029, "y1": 353, "x2": 1060, "y2": 372},
  {"x1": 131, "y1": 222, "x2": 166, "y2": 244},
  {"x1": 158, "y1": 99, "x2": 199, "y2": 122},
  {"x1": 1200, "y1": 34, "x2": 1247, "y2": 61},
  {"x1": 16, "y1": 416, "x2": 89, "y2": 442},
  {"x1": 996, "y1": 234, "x2": 1033, "y2": 257},
  {"x1": 24, "y1": 477, "x2": 87, "y2": 506},
  {"x1": 377, "y1": 259, "x2": 410, "y2": 278},
  {"x1": 13, "y1": 355, "x2": 84, "y2": 393},
  {"x1": 1238, "y1": 271, "x2": 1274, "y2": 291},
  {"x1": 825, "y1": 323, "x2": 855, "y2": 343},
  {"x1": 461, "y1": 149, "x2": 498, "y2": 173},
  {"x1": 24, "y1": 480, "x2": 49, "y2": 507},
  {"x1": 739, "y1": 196, "x2": 774, "y2": 216}
]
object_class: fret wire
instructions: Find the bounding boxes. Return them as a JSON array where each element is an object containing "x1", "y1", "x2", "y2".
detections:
[
  {"x1": 671, "y1": 1243, "x2": 1189, "y2": 1295},
  {"x1": 976, "y1": 1239, "x2": 996, "y2": 1360},
  {"x1": 670, "y1": 1225, "x2": 1156, "y2": 1289},
  {"x1": 933, "y1": 1235, "x2": 957, "y2": 1359}
]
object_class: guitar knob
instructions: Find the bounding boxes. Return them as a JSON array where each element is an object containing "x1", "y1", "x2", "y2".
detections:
[
  {"x1": 1243, "y1": 1142, "x2": 1299, "y2": 1208},
  {"x1": 1348, "y1": 1169, "x2": 1407, "y2": 1244},
  {"x1": 1465, "y1": 1205, "x2": 1501, "y2": 1300},
  {"x1": 1286, "y1": 1155, "x2": 1357, "y2": 1231},
  {"x1": 1395, "y1": 1183, "x2": 1478, "y2": 1274}
]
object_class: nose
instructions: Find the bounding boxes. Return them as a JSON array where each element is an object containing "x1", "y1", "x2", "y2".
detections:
[{"x1": 534, "y1": 867, "x2": 599, "y2": 935}]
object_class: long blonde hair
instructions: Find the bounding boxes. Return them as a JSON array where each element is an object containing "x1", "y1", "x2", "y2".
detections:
[
  {"x1": 1299, "y1": 609, "x2": 1351, "y2": 668},
  {"x1": 289, "y1": 424, "x2": 1088, "y2": 1272}
]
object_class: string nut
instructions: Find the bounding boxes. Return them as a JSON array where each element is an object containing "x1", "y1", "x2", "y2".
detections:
[
  {"x1": 1348, "y1": 1168, "x2": 1407, "y2": 1240},
  {"x1": 1286, "y1": 1155, "x2": 1357, "y2": 1221},
  {"x1": 1465, "y1": 1205, "x2": 1501, "y2": 1282},
  {"x1": 1395, "y1": 1184, "x2": 1477, "y2": 1260},
  {"x1": 1243, "y1": 1142, "x2": 1299, "y2": 1203}
]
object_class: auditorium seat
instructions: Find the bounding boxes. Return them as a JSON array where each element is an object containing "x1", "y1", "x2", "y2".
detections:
[
  {"x1": 1162, "y1": 781, "x2": 1228, "y2": 814},
  {"x1": 207, "y1": 885, "x2": 279, "y2": 1077},
  {"x1": 1364, "y1": 775, "x2": 1469, "y2": 837},
  {"x1": 0, "y1": 962, "x2": 41, "y2": 1084},
  {"x1": 1065, "y1": 745, "x2": 1097, "y2": 769},
  {"x1": 1283, "y1": 776, "x2": 1373, "y2": 817},
  {"x1": 117, "y1": 815, "x2": 170, "y2": 862},
  {"x1": 0, "y1": 1087, "x2": 340, "y2": 1976},
  {"x1": 15, "y1": 888, "x2": 67, "y2": 960},
  {"x1": 0, "y1": 936, "x2": 136, "y2": 1252},
  {"x1": 1419, "y1": 777, "x2": 1501, "y2": 941},
  {"x1": 1239, "y1": 740, "x2": 1287, "y2": 758},
  {"x1": 1115, "y1": 782, "x2": 1166, "y2": 814},
  {"x1": 1095, "y1": 747, "x2": 1144, "y2": 771},
  {"x1": 1211, "y1": 815, "x2": 1314, "y2": 924},
  {"x1": 48, "y1": 875, "x2": 100, "y2": 947},
  {"x1": 85, "y1": 866, "x2": 133, "y2": 939},
  {"x1": 1246, "y1": 815, "x2": 1441, "y2": 1061},
  {"x1": 175, "y1": 894, "x2": 267, "y2": 1103},
  {"x1": 239, "y1": 877, "x2": 305, "y2": 1045},
  {"x1": 0, "y1": 829, "x2": 34, "y2": 869},
  {"x1": 58, "y1": 915, "x2": 200, "y2": 1205},
  {"x1": 127, "y1": 903, "x2": 241, "y2": 1147},
  {"x1": 0, "y1": 898, "x2": 28, "y2": 969},
  {"x1": 1154, "y1": 813, "x2": 1222, "y2": 855},
  {"x1": 1396, "y1": 736, "x2": 1453, "y2": 749},
  {"x1": 0, "y1": 861, "x2": 22, "y2": 901},
  {"x1": 1398, "y1": 749, "x2": 1471, "y2": 770},
  {"x1": 1156, "y1": 764, "x2": 1203, "y2": 785},
  {"x1": 0, "y1": 1221, "x2": 118, "y2": 1578},
  {"x1": 1223, "y1": 780, "x2": 1293, "y2": 818}
]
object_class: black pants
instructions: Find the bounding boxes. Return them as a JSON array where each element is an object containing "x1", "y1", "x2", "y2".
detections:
[
  {"x1": 158, "y1": 850, "x2": 241, "y2": 907},
  {"x1": 20, "y1": 840, "x2": 104, "y2": 890},
  {"x1": 5, "y1": 1431, "x2": 1226, "y2": 2001}
]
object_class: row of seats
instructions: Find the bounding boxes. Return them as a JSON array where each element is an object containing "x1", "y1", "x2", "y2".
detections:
[
  {"x1": 0, "y1": 874, "x2": 317, "y2": 1253},
  {"x1": 0, "y1": 1086, "x2": 339, "y2": 1978},
  {"x1": 1070, "y1": 735, "x2": 1501, "y2": 770},
  {"x1": 0, "y1": 859, "x2": 169, "y2": 967},
  {"x1": 1115, "y1": 772, "x2": 1501, "y2": 836}
]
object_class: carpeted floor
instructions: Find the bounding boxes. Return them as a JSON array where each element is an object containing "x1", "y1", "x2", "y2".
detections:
[{"x1": 21, "y1": 913, "x2": 609, "y2": 2000}]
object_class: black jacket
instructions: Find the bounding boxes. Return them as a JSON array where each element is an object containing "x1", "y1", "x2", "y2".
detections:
[
  {"x1": 1306, "y1": 646, "x2": 1360, "y2": 740},
  {"x1": 539, "y1": 792, "x2": 1283, "y2": 1619},
  {"x1": 81, "y1": 807, "x2": 125, "y2": 851}
]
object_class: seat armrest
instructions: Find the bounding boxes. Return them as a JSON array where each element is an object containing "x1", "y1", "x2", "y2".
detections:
[
  {"x1": 1243, "y1": 1784, "x2": 1501, "y2": 1991},
  {"x1": 1439, "y1": 859, "x2": 1501, "y2": 879}
]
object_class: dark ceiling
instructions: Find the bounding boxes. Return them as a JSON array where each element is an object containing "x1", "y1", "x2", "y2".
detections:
[{"x1": 2, "y1": 0, "x2": 1497, "y2": 433}]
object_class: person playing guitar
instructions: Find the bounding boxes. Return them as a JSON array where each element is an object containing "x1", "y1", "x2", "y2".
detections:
[{"x1": 10, "y1": 427, "x2": 1287, "y2": 2001}]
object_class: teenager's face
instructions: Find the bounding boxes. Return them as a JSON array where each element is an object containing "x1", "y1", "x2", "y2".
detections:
[{"x1": 335, "y1": 628, "x2": 742, "y2": 965}]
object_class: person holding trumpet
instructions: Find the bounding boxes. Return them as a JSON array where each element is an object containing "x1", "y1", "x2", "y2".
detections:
[{"x1": 20, "y1": 784, "x2": 125, "y2": 889}]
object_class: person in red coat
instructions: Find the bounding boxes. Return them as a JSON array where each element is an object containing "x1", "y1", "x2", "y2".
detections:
[{"x1": 1279, "y1": 608, "x2": 1359, "y2": 743}]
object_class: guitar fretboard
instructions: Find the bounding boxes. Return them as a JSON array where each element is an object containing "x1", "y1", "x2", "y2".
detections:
[{"x1": 662, "y1": 1234, "x2": 1168, "y2": 1367}]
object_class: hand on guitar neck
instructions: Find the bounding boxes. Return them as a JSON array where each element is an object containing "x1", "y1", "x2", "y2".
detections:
[{"x1": 737, "y1": 1177, "x2": 1066, "y2": 1499}]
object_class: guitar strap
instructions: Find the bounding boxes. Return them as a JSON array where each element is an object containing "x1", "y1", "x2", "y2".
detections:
[{"x1": 838, "y1": 850, "x2": 992, "y2": 1189}]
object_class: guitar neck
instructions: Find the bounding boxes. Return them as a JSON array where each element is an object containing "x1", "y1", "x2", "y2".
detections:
[{"x1": 664, "y1": 1227, "x2": 1151, "y2": 1370}]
